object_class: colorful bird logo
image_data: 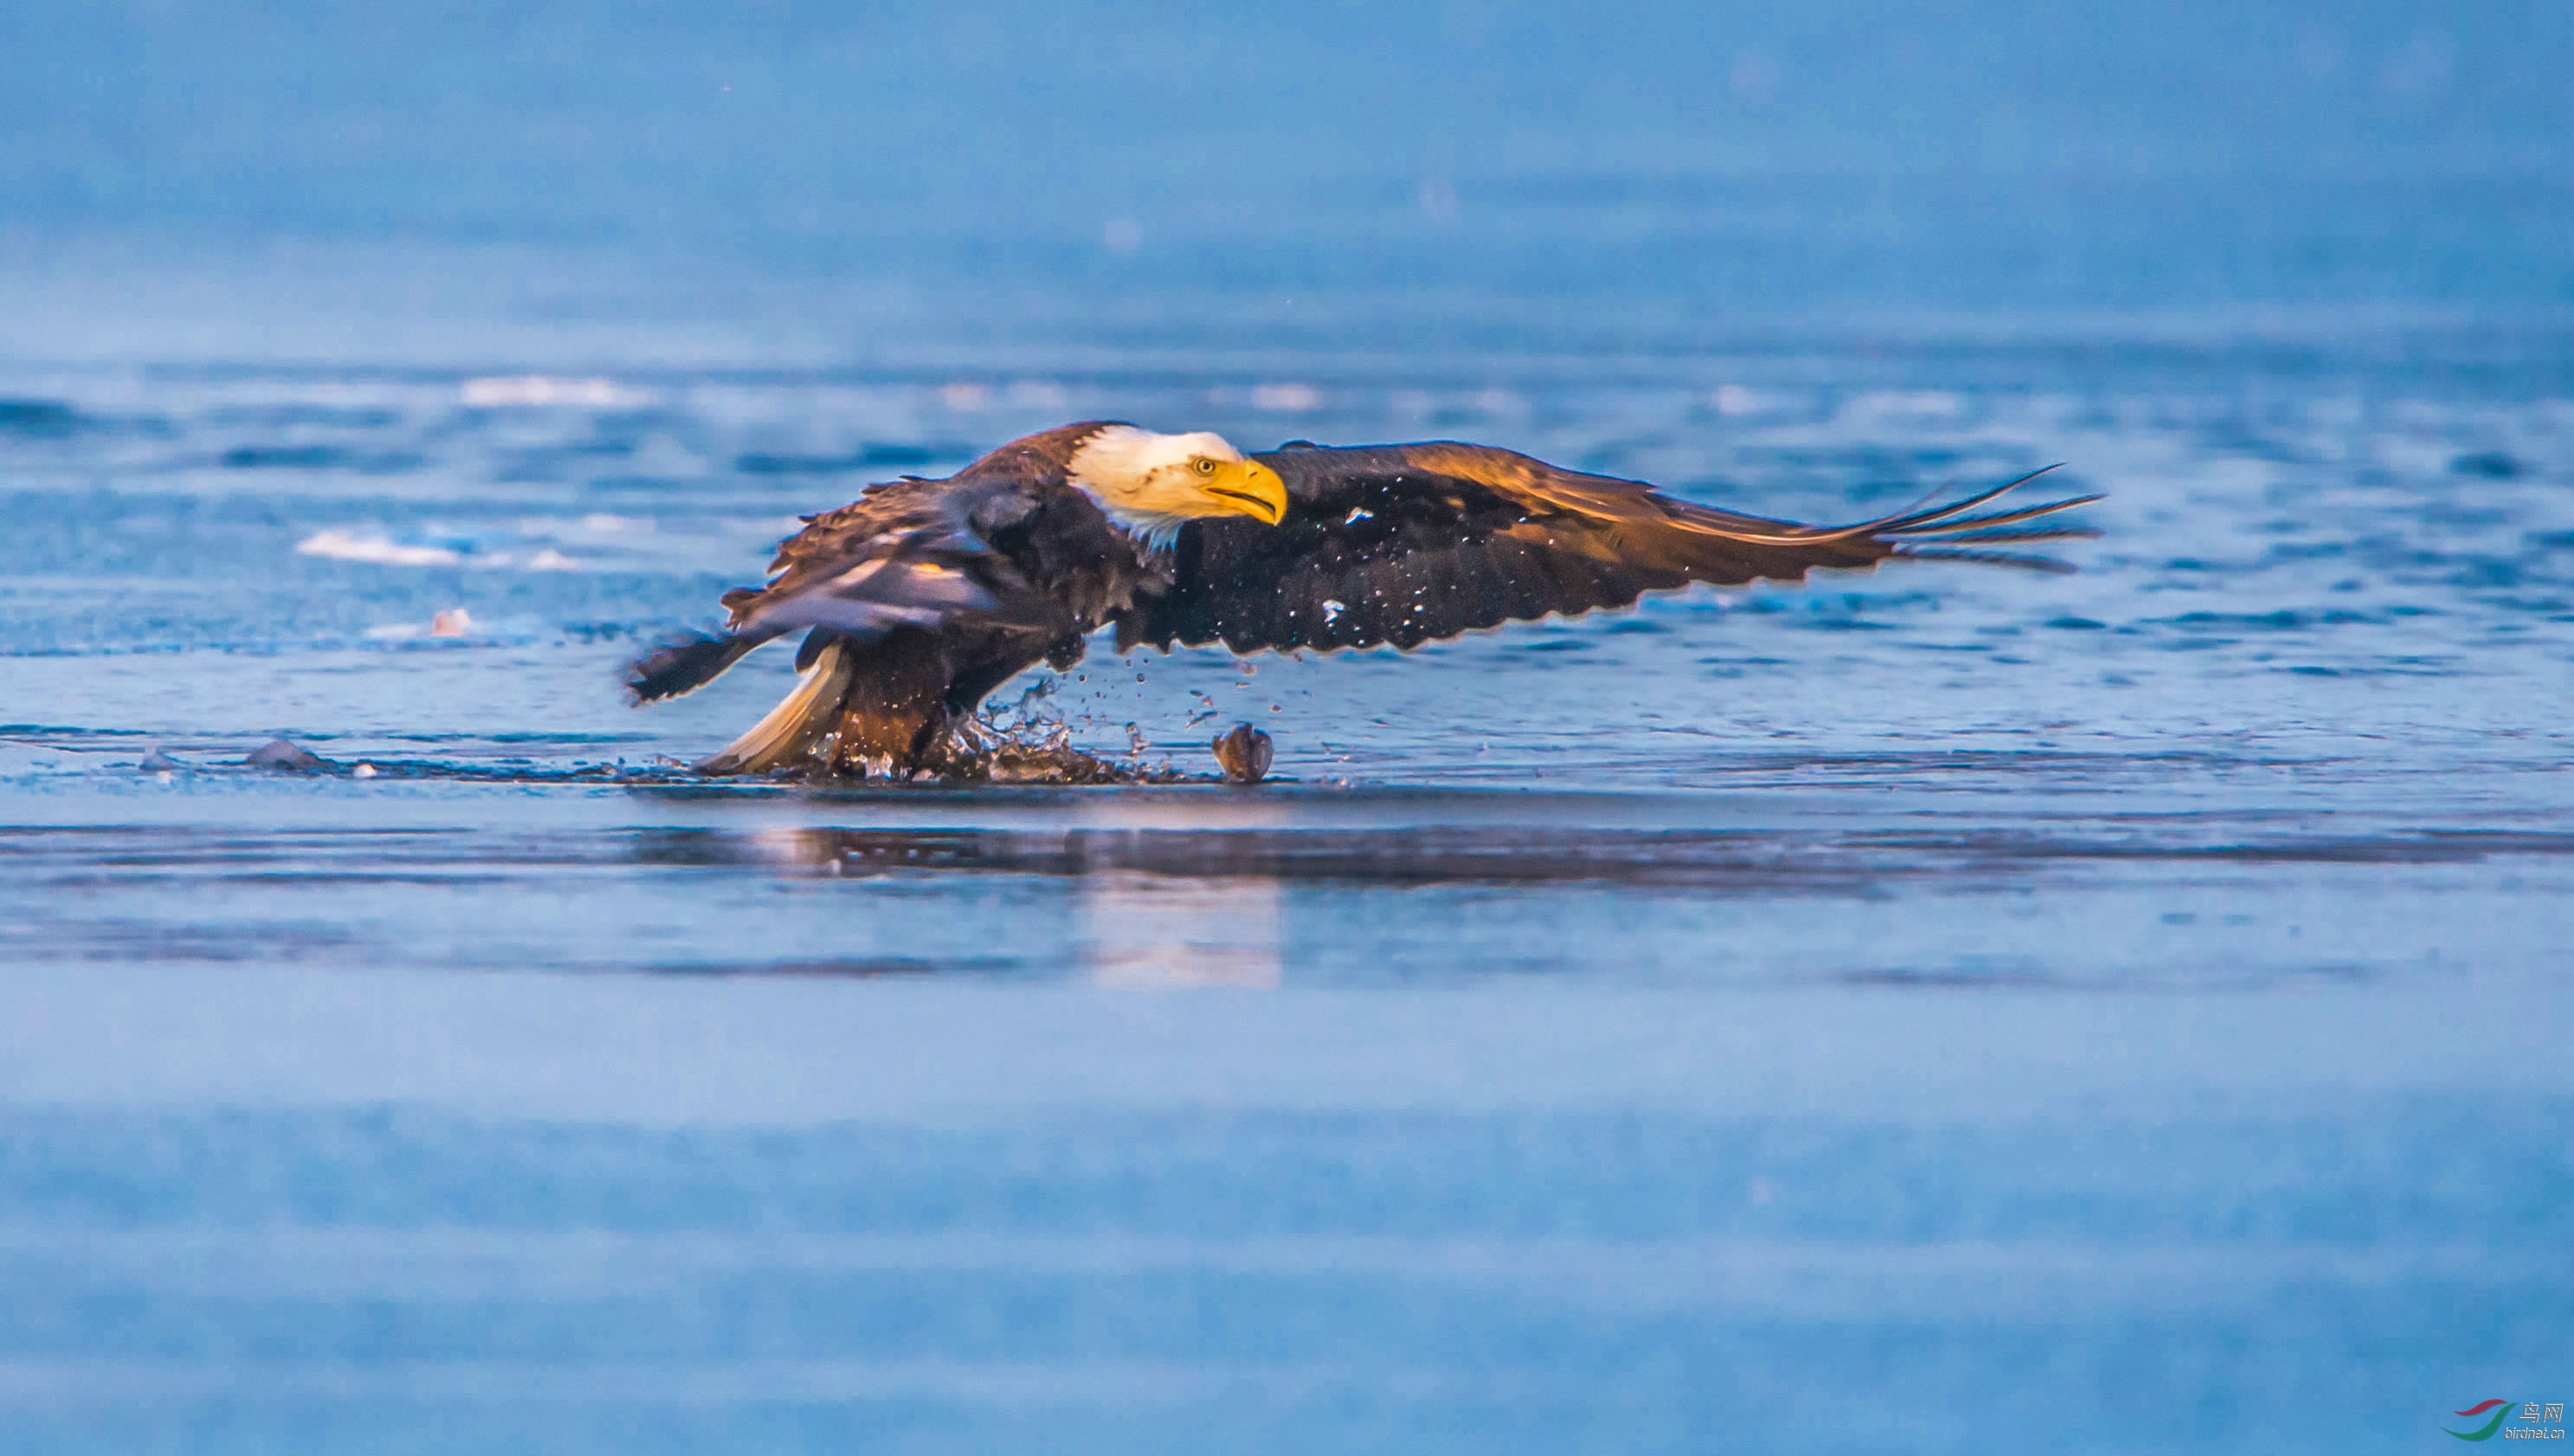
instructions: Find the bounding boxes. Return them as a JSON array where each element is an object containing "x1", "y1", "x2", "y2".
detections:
[{"x1": 2446, "y1": 1400, "x2": 2514, "y2": 1441}]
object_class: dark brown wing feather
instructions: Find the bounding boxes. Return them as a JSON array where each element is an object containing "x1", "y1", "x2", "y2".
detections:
[
  {"x1": 625, "y1": 422, "x2": 1119, "y2": 702},
  {"x1": 1114, "y1": 442, "x2": 2097, "y2": 655},
  {"x1": 726, "y1": 420, "x2": 1118, "y2": 632}
]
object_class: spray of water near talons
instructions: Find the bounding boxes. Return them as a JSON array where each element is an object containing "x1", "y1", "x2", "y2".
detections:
[{"x1": 768, "y1": 676, "x2": 1221, "y2": 786}]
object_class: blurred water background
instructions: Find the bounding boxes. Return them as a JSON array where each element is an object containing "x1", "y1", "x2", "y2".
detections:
[{"x1": 2, "y1": 3, "x2": 2570, "y2": 1452}]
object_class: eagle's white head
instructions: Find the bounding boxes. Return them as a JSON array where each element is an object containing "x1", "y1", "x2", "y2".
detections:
[{"x1": 1067, "y1": 426, "x2": 1289, "y2": 551}]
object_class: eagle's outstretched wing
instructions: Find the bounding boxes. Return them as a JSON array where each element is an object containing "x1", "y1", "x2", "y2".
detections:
[
  {"x1": 1113, "y1": 442, "x2": 2098, "y2": 655},
  {"x1": 627, "y1": 473, "x2": 1052, "y2": 703}
]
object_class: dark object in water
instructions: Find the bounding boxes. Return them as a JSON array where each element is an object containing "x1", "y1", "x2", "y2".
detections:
[
  {"x1": 1213, "y1": 723, "x2": 1274, "y2": 784},
  {"x1": 244, "y1": 738, "x2": 329, "y2": 771},
  {"x1": 138, "y1": 748, "x2": 186, "y2": 773},
  {"x1": 2451, "y1": 452, "x2": 2524, "y2": 479},
  {"x1": 0, "y1": 398, "x2": 81, "y2": 439},
  {"x1": 734, "y1": 442, "x2": 957, "y2": 475}
]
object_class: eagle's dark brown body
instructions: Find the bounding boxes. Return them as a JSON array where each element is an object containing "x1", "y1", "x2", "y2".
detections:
[
  {"x1": 629, "y1": 422, "x2": 2095, "y2": 777},
  {"x1": 628, "y1": 422, "x2": 1175, "y2": 773}
]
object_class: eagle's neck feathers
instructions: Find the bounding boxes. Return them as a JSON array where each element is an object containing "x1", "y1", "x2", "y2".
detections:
[{"x1": 1113, "y1": 513, "x2": 1192, "y2": 555}]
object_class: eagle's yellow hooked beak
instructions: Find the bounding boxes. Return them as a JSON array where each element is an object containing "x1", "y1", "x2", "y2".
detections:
[{"x1": 1202, "y1": 460, "x2": 1289, "y2": 525}]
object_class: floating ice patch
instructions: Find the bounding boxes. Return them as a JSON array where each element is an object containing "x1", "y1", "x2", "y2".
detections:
[
  {"x1": 300, "y1": 531, "x2": 582, "y2": 570},
  {"x1": 1250, "y1": 383, "x2": 1322, "y2": 412},
  {"x1": 1844, "y1": 390, "x2": 1964, "y2": 421},
  {"x1": 1712, "y1": 384, "x2": 1799, "y2": 416},
  {"x1": 295, "y1": 530, "x2": 461, "y2": 567},
  {"x1": 459, "y1": 376, "x2": 648, "y2": 409},
  {"x1": 364, "y1": 610, "x2": 542, "y2": 642}
]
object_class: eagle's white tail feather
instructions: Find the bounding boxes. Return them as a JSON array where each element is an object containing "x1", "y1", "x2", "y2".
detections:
[{"x1": 693, "y1": 639, "x2": 855, "y2": 775}]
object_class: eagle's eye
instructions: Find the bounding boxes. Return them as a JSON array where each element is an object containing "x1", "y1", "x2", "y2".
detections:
[{"x1": 1191, "y1": 457, "x2": 1217, "y2": 475}]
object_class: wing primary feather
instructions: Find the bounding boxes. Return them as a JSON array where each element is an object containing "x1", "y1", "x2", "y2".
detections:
[
  {"x1": 1908, "y1": 523, "x2": 2104, "y2": 545},
  {"x1": 1847, "y1": 478, "x2": 1959, "y2": 533},
  {"x1": 1892, "y1": 546, "x2": 2081, "y2": 573},
  {"x1": 1884, "y1": 493, "x2": 2106, "y2": 537},
  {"x1": 626, "y1": 630, "x2": 764, "y2": 704},
  {"x1": 1865, "y1": 465, "x2": 2069, "y2": 533},
  {"x1": 1687, "y1": 468, "x2": 2088, "y2": 547}
]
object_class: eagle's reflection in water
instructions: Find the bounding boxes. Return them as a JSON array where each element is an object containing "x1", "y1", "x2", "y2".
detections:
[
  {"x1": 1075, "y1": 868, "x2": 1283, "y2": 988},
  {"x1": 658, "y1": 818, "x2": 1284, "y2": 984},
  {"x1": 1073, "y1": 796, "x2": 1284, "y2": 988}
]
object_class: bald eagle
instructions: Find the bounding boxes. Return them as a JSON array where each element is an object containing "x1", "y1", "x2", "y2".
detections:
[{"x1": 628, "y1": 421, "x2": 2096, "y2": 777}]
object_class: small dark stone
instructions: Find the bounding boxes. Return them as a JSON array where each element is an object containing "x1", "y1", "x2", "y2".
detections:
[
  {"x1": 1213, "y1": 723, "x2": 1274, "y2": 784},
  {"x1": 138, "y1": 748, "x2": 185, "y2": 773},
  {"x1": 244, "y1": 738, "x2": 330, "y2": 771}
]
